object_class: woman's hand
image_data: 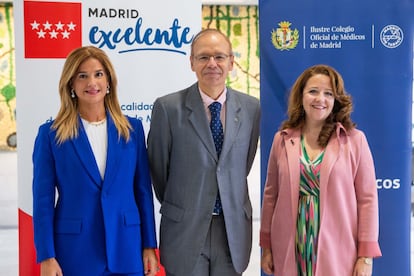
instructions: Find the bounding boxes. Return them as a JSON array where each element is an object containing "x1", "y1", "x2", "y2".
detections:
[
  {"x1": 40, "y1": 258, "x2": 63, "y2": 276},
  {"x1": 353, "y1": 257, "x2": 373, "y2": 276},
  {"x1": 261, "y1": 248, "x2": 274, "y2": 275},
  {"x1": 143, "y1": 248, "x2": 159, "y2": 276}
]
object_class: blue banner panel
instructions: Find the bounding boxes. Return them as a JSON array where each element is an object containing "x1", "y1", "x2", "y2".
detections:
[{"x1": 259, "y1": 0, "x2": 413, "y2": 275}]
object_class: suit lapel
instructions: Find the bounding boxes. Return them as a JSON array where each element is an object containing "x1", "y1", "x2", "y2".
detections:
[
  {"x1": 186, "y1": 84, "x2": 218, "y2": 160},
  {"x1": 319, "y1": 127, "x2": 341, "y2": 215},
  {"x1": 284, "y1": 130, "x2": 301, "y2": 216},
  {"x1": 72, "y1": 117, "x2": 102, "y2": 187},
  {"x1": 102, "y1": 114, "x2": 122, "y2": 191},
  {"x1": 220, "y1": 89, "x2": 241, "y2": 161}
]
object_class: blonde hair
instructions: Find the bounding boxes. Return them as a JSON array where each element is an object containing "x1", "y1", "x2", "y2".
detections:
[
  {"x1": 52, "y1": 46, "x2": 131, "y2": 144},
  {"x1": 281, "y1": 64, "x2": 355, "y2": 147}
]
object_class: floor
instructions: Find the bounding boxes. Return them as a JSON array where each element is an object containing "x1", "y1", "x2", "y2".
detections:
[
  {"x1": 0, "y1": 152, "x2": 412, "y2": 275},
  {"x1": 0, "y1": 227, "x2": 17, "y2": 275}
]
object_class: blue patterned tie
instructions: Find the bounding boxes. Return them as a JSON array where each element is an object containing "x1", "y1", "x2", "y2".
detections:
[{"x1": 209, "y1": 102, "x2": 224, "y2": 215}]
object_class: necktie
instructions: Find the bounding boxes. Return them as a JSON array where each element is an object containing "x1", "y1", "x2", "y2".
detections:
[
  {"x1": 209, "y1": 102, "x2": 224, "y2": 215},
  {"x1": 209, "y1": 102, "x2": 224, "y2": 156}
]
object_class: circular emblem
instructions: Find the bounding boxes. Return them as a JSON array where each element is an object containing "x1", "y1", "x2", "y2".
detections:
[{"x1": 380, "y1": 25, "x2": 403, "y2": 48}]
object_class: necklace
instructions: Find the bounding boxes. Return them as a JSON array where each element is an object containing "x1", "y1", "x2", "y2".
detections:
[
  {"x1": 83, "y1": 118, "x2": 106, "y2": 126},
  {"x1": 88, "y1": 118, "x2": 106, "y2": 126},
  {"x1": 79, "y1": 112, "x2": 107, "y2": 126}
]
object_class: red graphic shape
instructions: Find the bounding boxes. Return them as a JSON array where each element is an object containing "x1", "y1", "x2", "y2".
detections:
[
  {"x1": 19, "y1": 208, "x2": 40, "y2": 276},
  {"x1": 24, "y1": 1, "x2": 82, "y2": 58},
  {"x1": 155, "y1": 249, "x2": 166, "y2": 276}
]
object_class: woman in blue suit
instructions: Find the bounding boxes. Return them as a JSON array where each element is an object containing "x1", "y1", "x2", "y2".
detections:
[{"x1": 32, "y1": 46, "x2": 158, "y2": 276}]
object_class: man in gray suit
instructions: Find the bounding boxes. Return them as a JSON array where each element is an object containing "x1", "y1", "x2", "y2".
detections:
[{"x1": 147, "y1": 29, "x2": 260, "y2": 276}]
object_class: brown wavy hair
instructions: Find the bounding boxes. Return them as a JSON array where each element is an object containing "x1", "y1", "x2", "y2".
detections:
[
  {"x1": 52, "y1": 46, "x2": 131, "y2": 144},
  {"x1": 280, "y1": 64, "x2": 355, "y2": 147}
]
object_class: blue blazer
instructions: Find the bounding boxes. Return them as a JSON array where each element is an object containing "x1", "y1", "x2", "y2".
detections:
[{"x1": 32, "y1": 115, "x2": 157, "y2": 275}]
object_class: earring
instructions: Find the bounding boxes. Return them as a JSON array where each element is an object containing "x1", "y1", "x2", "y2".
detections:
[
  {"x1": 71, "y1": 89, "x2": 76, "y2": 98},
  {"x1": 106, "y1": 86, "x2": 110, "y2": 94}
]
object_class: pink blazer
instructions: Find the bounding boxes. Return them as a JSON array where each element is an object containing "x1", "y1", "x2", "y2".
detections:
[{"x1": 260, "y1": 124, "x2": 381, "y2": 276}]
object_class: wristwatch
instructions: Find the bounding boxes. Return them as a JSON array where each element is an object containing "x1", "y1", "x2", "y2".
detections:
[{"x1": 360, "y1": 257, "x2": 373, "y2": 265}]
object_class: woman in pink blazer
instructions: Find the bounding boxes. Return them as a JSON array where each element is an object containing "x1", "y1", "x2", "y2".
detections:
[{"x1": 260, "y1": 64, "x2": 381, "y2": 276}]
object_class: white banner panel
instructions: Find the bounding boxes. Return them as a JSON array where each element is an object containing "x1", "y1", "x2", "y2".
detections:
[
  {"x1": 15, "y1": 0, "x2": 199, "y2": 218},
  {"x1": 14, "y1": 0, "x2": 200, "y2": 274}
]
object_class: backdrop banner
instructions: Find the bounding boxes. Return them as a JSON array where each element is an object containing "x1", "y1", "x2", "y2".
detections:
[
  {"x1": 259, "y1": 0, "x2": 413, "y2": 275},
  {"x1": 14, "y1": 0, "x2": 200, "y2": 275}
]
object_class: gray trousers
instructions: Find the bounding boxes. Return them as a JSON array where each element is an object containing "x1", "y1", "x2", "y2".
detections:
[{"x1": 166, "y1": 214, "x2": 241, "y2": 276}]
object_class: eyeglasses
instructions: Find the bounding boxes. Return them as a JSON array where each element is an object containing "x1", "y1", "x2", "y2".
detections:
[{"x1": 193, "y1": 54, "x2": 231, "y2": 64}]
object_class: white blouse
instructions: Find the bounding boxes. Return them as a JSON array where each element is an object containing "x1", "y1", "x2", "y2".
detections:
[{"x1": 81, "y1": 118, "x2": 108, "y2": 180}]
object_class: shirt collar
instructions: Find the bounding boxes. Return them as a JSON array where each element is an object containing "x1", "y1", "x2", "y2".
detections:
[{"x1": 199, "y1": 87, "x2": 227, "y2": 107}]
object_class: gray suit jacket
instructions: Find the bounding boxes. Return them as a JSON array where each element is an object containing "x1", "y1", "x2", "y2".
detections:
[{"x1": 147, "y1": 82, "x2": 260, "y2": 275}]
